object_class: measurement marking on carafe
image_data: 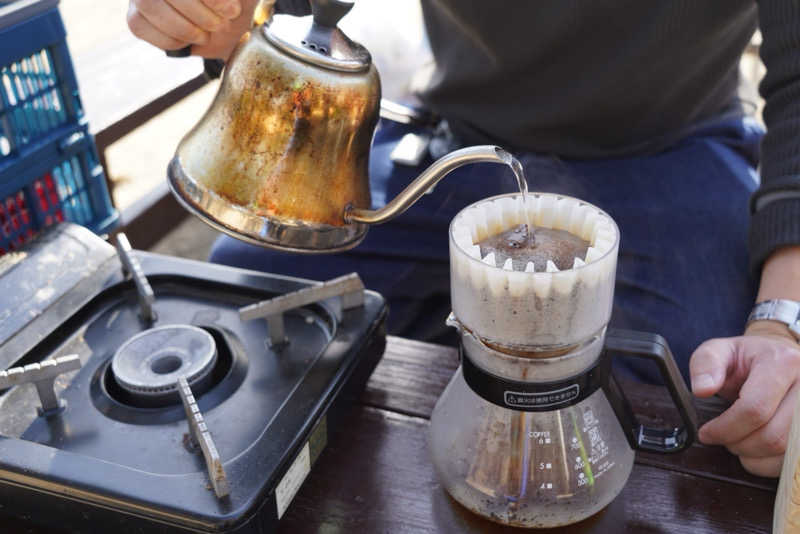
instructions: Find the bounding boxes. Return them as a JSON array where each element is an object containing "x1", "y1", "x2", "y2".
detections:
[
  {"x1": 528, "y1": 430, "x2": 551, "y2": 444},
  {"x1": 570, "y1": 410, "x2": 595, "y2": 487},
  {"x1": 582, "y1": 409, "x2": 598, "y2": 431},
  {"x1": 595, "y1": 461, "x2": 615, "y2": 478}
]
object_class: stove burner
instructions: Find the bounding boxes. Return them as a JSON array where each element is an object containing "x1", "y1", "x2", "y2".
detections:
[
  {"x1": 0, "y1": 225, "x2": 389, "y2": 533},
  {"x1": 98, "y1": 326, "x2": 246, "y2": 421},
  {"x1": 111, "y1": 325, "x2": 217, "y2": 407}
]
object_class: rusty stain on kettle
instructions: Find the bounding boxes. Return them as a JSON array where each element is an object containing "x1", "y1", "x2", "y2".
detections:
[{"x1": 176, "y1": 31, "x2": 380, "y2": 227}]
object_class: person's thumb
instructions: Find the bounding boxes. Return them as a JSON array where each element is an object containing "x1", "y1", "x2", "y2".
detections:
[{"x1": 689, "y1": 338, "x2": 736, "y2": 398}]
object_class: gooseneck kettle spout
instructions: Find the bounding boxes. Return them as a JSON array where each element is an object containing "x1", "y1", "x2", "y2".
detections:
[{"x1": 345, "y1": 146, "x2": 513, "y2": 225}]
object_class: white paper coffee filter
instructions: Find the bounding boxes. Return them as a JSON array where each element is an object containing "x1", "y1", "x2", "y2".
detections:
[{"x1": 449, "y1": 192, "x2": 619, "y2": 349}]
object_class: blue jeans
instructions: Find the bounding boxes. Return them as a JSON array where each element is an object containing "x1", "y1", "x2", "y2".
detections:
[{"x1": 209, "y1": 117, "x2": 763, "y2": 383}]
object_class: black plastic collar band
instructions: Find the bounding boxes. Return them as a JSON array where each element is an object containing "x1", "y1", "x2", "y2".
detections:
[{"x1": 460, "y1": 343, "x2": 609, "y2": 412}]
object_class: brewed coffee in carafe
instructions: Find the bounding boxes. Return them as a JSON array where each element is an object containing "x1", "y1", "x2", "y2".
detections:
[{"x1": 431, "y1": 193, "x2": 697, "y2": 527}]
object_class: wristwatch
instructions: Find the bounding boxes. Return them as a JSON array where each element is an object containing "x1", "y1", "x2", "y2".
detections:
[{"x1": 746, "y1": 299, "x2": 800, "y2": 340}]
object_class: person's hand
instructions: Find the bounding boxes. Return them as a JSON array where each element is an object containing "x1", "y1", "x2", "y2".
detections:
[
  {"x1": 127, "y1": 0, "x2": 259, "y2": 60},
  {"x1": 690, "y1": 320, "x2": 800, "y2": 477}
]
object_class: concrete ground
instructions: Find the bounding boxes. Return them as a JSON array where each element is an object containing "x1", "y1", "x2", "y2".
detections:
[{"x1": 149, "y1": 215, "x2": 220, "y2": 261}]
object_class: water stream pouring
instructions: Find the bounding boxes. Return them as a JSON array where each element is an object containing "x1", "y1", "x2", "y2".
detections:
[
  {"x1": 431, "y1": 193, "x2": 699, "y2": 527},
  {"x1": 167, "y1": 0, "x2": 512, "y2": 253}
]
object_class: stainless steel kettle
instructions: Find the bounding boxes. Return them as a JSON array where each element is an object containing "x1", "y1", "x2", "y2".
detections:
[{"x1": 168, "y1": 0, "x2": 512, "y2": 253}]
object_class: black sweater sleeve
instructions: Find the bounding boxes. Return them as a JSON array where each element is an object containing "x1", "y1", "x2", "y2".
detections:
[{"x1": 750, "y1": 0, "x2": 800, "y2": 274}]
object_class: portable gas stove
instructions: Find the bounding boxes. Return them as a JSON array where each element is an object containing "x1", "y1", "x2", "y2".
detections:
[{"x1": 0, "y1": 224, "x2": 387, "y2": 533}]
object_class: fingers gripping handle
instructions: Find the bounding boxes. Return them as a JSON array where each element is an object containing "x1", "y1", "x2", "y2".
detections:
[{"x1": 602, "y1": 329, "x2": 699, "y2": 453}]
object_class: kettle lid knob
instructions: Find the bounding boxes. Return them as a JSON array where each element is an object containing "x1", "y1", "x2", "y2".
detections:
[
  {"x1": 311, "y1": 0, "x2": 354, "y2": 28},
  {"x1": 264, "y1": 0, "x2": 371, "y2": 72}
]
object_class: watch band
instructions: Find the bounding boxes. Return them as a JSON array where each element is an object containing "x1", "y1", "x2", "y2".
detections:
[{"x1": 746, "y1": 299, "x2": 800, "y2": 339}]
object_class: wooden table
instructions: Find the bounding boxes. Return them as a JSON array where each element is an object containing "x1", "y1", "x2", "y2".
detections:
[{"x1": 4, "y1": 337, "x2": 777, "y2": 533}]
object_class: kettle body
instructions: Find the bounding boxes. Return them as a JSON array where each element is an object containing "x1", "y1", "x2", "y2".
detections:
[{"x1": 170, "y1": 23, "x2": 380, "y2": 252}]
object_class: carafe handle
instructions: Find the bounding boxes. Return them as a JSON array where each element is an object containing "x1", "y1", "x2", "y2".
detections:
[{"x1": 602, "y1": 328, "x2": 698, "y2": 453}]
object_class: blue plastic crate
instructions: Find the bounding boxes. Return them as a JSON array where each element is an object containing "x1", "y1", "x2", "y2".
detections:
[
  {"x1": 0, "y1": 124, "x2": 117, "y2": 253},
  {"x1": 0, "y1": 0, "x2": 82, "y2": 160},
  {"x1": 0, "y1": 0, "x2": 83, "y2": 161},
  {"x1": 0, "y1": 0, "x2": 117, "y2": 253}
]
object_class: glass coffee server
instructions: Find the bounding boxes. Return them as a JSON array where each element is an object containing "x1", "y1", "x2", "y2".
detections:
[{"x1": 431, "y1": 193, "x2": 697, "y2": 528}]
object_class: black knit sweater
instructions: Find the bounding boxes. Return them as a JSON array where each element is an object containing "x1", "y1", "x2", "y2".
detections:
[{"x1": 750, "y1": 0, "x2": 800, "y2": 274}]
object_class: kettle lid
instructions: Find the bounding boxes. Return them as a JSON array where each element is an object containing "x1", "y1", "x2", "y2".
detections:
[{"x1": 264, "y1": 0, "x2": 371, "y2": 73}]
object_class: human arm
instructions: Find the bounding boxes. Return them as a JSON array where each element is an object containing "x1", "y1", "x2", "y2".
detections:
[
  {"x1": 687, "y1": 0, "x2": 800, "y2": 477},
  {"x1": 691, "y1": 246, "x2": 800, "y2": 477}
]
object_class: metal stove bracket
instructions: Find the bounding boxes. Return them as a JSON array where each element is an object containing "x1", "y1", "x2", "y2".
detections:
[
  {"x1": 177, "y1": 377, "x2": 230, "y2": 499},
  {"x1": 114, "y1": 233, "x2": 156, "y2": 323},
  {"x1": 238, "y1": 273, "x2": 365, "y2": 348},
  {"x1": 0, "y1": 355, "x2": 81, "y2": 416}
]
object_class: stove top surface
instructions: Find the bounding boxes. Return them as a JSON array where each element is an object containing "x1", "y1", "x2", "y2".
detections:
[{"x1": 0, "y1": 225, "x2": 387, "y2": 533}]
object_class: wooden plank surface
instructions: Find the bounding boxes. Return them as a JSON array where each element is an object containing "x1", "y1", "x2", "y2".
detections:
[
  {"x1": 279, "y1": 406, "x2": 774, "y2": 534},
  {"x1": 1, "y1": 336, "x2": 777, "y2": 533}
]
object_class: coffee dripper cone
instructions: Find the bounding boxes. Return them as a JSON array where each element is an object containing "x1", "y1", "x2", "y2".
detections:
[
  {"x1": 168, "y1": 0, "x2": 511, "y2": 253},
  {"x1": 430, "y1": 193, "x2": 698, "y2": 528}
]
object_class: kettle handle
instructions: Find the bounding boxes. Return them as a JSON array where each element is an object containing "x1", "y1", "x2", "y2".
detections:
[
  {"x1": 311, "y1": 0, "x2": 355, "y2": 28},
  {"x1": 601, "y1": 328, "x2": 699, "y2": 453}
]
